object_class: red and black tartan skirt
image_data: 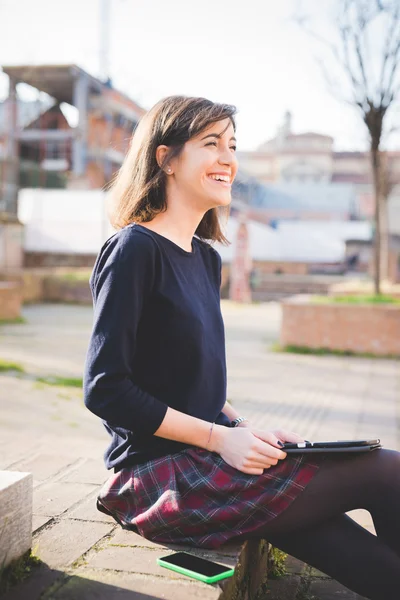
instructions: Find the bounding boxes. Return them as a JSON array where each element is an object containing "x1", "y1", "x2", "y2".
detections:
[{"x1": 98, "y1": 447, "x2": 320, "y2": 550}]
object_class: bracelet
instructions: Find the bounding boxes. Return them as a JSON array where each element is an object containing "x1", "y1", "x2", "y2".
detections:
[
  {"x1": 206, "y1": 422, "x2": 215, "y2": 448},
  {"x1": 231, "y1": 416, "x2": 248, "y2": 428}
]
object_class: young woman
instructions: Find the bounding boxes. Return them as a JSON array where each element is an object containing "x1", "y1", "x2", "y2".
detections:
[{"x1": 84, "y1": 96, "x2": 400, "y2": 599}]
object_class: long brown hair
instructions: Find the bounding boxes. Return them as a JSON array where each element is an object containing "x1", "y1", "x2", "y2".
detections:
[{"x1": 108, "y1": 95, "x2": 237, "y2": 244}]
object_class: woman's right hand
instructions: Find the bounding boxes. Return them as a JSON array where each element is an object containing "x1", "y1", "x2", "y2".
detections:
[{"x1": 210, "y1": 425, "x2": 287, "y2": 475}]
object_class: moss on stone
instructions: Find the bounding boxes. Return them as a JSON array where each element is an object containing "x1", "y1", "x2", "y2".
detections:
[
  {"x1": 268, "y1": 546, "x2": 288, "y2": 579},
  {"x1": 0, "y1": 549, "x2": 42, "y2": 595}
]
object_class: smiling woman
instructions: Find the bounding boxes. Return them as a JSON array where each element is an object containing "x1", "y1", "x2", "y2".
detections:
[
  {"x1": 107, "y1": 95, "x2": 238, "y2": 245},
  {"x1": 83, "y1": 96, "x2": 400, "y2": 600}
]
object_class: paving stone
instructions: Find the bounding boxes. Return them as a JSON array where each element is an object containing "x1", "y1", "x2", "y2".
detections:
[
  {"x1": 284, "y1": 555, "x2": 306, "y2": 575},
  {"x1": 108, "y1": 527, "x2": 241, "y2": 558},
  {"x1": 44, "y1": 569, "x2": 220, "y2": 599},
  {"x1": 264, "y1": 573, "x2": 302, "y2": 599},
  {"x1": 108, "y1": 527, "x2": 173, "y2": 549},
  {"x1": 33, "y1": 481, "x2": 97, "y2": 516},
  {"x1": 87, "y1": 545, "x2": 235, "y2": 579},
  {"x1": 309, "y1": 577, "x2": 364, "y2": 599},
  {"x1": 0, "y1": 438, "x2": 41, "y2": 470},
  {"x1": 11, "y1": 453, "x2": 78, "y2": 482},
  {"x1": 66, "y1": 491, "x2": 115, "y2": 523},
  {"x1": 59, "y1": 458, "x2": 110, "y2": 485},
  {"x1": 347, "y1": 509, "x2": 376, "y2": 534},
  {"x1": 34, "y1": 518, "x2": 114, "y2": 568},
  {"x1": 1, "y1": 564, "x2": 63, "y2": 600},
  {"x1": 32, "y1": 514, "x2": 53, "y2": 532}
]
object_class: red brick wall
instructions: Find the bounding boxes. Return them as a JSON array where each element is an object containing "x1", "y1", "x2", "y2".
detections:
[
  {"x1": 24, "y1": 253, "x2": 96, "y2": 268},
  {"x1": 388, "y1": 249, "x2": 400, "y2": 284},
  {"x1": 253, "y1": 260, "x2": 308, "y2": 275},
  {"x1": 0, "y1": 282, "x2": 22, "y2": 319},
  {"x1": 281, "y1": 297, "x2": 400, "y2": 356}
]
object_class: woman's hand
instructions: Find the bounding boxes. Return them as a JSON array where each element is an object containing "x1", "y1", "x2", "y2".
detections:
[
  {"x1": 255, "y1": 428, "x2": 305, "y2": 445},
  {"x1": 210, "y1": 425, "x2": 288, "y2": 475}
]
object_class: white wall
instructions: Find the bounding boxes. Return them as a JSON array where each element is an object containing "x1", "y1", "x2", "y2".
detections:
[
  {"x1": 18, "y1": 188, "x2": 372, "y2": 264},
  {"x1": 18, "y1": 189, "x2": 115, "y2": 254},
  {"x1": 214, "y1": 218, "x2": 372, "y2": 263}
]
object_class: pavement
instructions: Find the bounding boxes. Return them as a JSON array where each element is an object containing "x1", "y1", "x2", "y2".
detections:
[{"x1": 0, "y1": 301, "x2": 399, "y2": 599}]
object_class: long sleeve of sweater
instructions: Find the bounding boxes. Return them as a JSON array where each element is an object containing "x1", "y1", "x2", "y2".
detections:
[{"x1": 83, "y1": 228, "x2": 168, "y2": 436}]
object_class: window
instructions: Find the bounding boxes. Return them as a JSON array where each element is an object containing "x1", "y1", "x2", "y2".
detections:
[{"x1": 45, "y1": 140, "x2": 67, "y2": 160}]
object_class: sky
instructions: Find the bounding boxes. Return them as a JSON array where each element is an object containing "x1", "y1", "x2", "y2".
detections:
[{"x1": 1, "y1": 0, "x2": 399, "y2": 151}]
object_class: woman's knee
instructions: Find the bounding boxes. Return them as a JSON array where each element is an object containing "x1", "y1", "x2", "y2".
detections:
[{"x1": 371, "y1": 448, "x2": 400, "y2": 488}]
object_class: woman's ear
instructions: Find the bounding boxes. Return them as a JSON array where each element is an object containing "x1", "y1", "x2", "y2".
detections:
[{"x1": 156, "y1": 145, "x2": 170, "y2": 172}]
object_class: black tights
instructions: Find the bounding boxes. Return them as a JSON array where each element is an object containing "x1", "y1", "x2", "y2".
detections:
[{"x1": 242, "y1": 449, "x2": 400, "y2": 600}]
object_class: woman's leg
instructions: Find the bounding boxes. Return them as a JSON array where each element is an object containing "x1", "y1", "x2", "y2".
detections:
[
  {"x1": 239, "y1": 449, "x2": 400, "y2": 599},
  {"x1": 268, "y1": 513, "x2": 400, "y2": 600},
  {"x1": 264, "y1": 449, "x2": 400, "y2": 555}
]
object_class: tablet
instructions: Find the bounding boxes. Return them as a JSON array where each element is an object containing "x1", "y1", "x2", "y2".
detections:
[{"x1": 282, "y1": 439, "x2": 381, "y2": 453}]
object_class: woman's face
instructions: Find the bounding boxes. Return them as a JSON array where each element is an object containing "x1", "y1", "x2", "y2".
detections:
[{"x1": 168, "y1": 118, "x2": 238, "y2": 211}]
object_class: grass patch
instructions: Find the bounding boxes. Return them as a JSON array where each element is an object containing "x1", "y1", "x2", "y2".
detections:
[
  {"x1": 0, "y1": 549, "x2": 43, "y2": 595},
  {"x1": 0, "y1": 359, "x2": 24, "y2": 373},
  {"x1": 36, "y1": 376, "x2": 83, "y2": 388},
  {"x1": 313, "y1": 294, "x2": 400, "y2": 305},
  {"x1": 0, "y1": 316, "x2": 26, "y2": 325},
  {"x1": 0, "y1": 361, "x2": 83, "y2": 388},
  {"x1": 272, "y1": 343, "x2": 400, "y2": 360}
]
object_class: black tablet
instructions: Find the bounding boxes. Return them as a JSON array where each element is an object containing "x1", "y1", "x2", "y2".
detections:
[{"x1": 282, "y1": 439, "x2": 381, "y2": 453}]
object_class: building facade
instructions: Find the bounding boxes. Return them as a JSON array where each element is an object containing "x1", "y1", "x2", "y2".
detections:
[
  {"x1": 0, "y1": 64, "x2": 145, "y2": 219},
  {"x1": 237, "y1": 112, "x2": 400, "y2": 232}
]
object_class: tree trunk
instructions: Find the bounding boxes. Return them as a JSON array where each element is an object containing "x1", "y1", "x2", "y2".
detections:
[
  {"x1": 380, "y1": 195, "x2": 389, "y2": 283},
  {"x1": 371, "y1": 148, "x2": 382, "y2": 295}
]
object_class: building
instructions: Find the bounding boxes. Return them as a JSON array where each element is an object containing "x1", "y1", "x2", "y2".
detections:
[
  {"x1": 0, "y1": 64, "x2": 145, "y2": 219},
  {"x1": 237, "y1": 112, "x2": 400, "y2": 232}
]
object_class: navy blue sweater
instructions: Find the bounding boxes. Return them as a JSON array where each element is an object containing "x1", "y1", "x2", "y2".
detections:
[{"x1": 83, "y1": 223, "x2": 230, "y2": 470}]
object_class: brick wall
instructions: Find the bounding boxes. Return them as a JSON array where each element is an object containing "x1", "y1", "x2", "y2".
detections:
[
  {"x1": 0, "y1": 281, "x2": 22, "y2": 319},
  {"x1": 253, "y1": 260, "x2": 308, "y2": 275},
  {"x1": 43, "y1": 277, "x2": 92, "y2": 304},
  {"x1": 14, "y1": 269, "x2": 92, "y2": 304},
  {"x1": 281, "y1": 296, "x2": 400, "y2": 356},
  {"x1": 388, "y1": 249, "x2": 400, "y2": 283},
  {"x1": 221, "y1": 263, "x2": 341, "y2": 300},
  {"x1": 24, "y1": 253, "x2": 96, "y2": 268}
]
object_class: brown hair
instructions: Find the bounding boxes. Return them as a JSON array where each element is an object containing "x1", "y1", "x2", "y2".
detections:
[{"x1": 108, "y1": 95, "x2": 237, "y2": 244}]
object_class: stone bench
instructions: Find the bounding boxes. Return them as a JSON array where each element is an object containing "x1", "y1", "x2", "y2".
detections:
[
  {"x1": 215, "y1": 538, "x2": 270, "y2": 599},
  {"x1": 0, "y1": 471, "x2": 32, "y2": 568}
]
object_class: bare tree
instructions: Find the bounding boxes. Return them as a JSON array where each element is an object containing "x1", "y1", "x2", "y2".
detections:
[
  {"x1": 295, "y1": 0, "x2": 400, "y2": 294},
  {"x1": 380, "y1": 151, "x2": 397, "y2": 280}
]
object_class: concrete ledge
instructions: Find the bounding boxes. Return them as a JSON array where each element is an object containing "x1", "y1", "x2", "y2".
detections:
[
  {"x1": 218, "y1": 539, "x2": 269, "y2": 599},
  {"x1": 0, "y1": 471, "x2": 33, "y2": 568},
  {"x1": 280, "y1": 294, "x2": 400, "y2": 356}
]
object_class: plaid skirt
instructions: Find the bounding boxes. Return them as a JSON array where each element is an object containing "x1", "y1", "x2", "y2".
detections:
[{"x1": 98, "y1": 447, "x2": 321, "y2": 549}]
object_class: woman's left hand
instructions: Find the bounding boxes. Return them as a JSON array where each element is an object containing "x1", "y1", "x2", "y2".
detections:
[{"x1": 251, "y1": 427, "x2": 305, "y2": 445}]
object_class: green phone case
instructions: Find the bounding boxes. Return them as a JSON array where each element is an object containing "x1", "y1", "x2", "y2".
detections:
[{"x1": 156, "y1": 557, "x2": 235, "y2": 584}]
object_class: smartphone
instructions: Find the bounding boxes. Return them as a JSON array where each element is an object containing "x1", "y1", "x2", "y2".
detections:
[{"x1": 157, "y1": 551, "x2": 235, "y2": 584}]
